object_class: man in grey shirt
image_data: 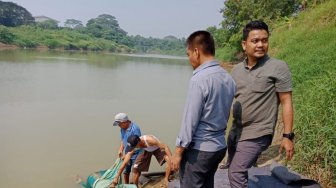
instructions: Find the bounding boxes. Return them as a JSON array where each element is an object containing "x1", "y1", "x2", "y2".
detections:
[
  {"x1": 227, "y1": 20, "x2": 295, "y2": 188},
  {"x1": 171, "y1": 30, "x2": 236, "y2": 188}
]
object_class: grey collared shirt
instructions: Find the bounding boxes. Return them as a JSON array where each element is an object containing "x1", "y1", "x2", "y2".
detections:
[
  {"x1": 231, "y1": 55, "x2": 292, "y2": 141},
  {"x1": 176, "y1": 60, "x2": 236, "y2": 152}
]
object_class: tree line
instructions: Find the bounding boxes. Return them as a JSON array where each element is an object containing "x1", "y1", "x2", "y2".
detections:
[
  {"x1": 0, "y1": 1, "x2": 185, "y2": 54},
  {"x1": 0, "y1": 0, "x2": 328, "y2": 57}
]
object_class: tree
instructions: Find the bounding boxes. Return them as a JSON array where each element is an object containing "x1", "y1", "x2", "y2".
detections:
[
  {"x1": 163, "y1": 35, "x2": 178, "y2": 41},
  {"x1": 0, "y1": 1, "x2": 34, "y2": 27},
  {"x1": 220, "y1": 0, "x2": 300, "y2": 49},
  {"x1": 64, "y1": 19, "x2": 83, "y2": 29},
  {"x1": 86, "y1": 14, "x2": 127, "y2": 41},
  {"x1": 37, "y1": 20, "x2": 58, "y2": 29}
]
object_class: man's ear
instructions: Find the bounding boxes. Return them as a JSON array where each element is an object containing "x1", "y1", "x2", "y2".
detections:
[
  {"x1": 194, "y1": 47, "x2": 200, "y2": 60},
  {"x1": 241, "y1": 41, "x2": 246, "y2": 51}
]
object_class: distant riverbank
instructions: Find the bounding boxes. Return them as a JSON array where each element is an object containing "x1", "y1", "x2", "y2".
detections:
[{"x1": 0, "y1": 42, "x2": 18, "y2": 50}]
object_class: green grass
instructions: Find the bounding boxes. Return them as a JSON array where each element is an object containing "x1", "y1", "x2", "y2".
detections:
[{"x1": 269, "y1": 1, "x2": 336, "y2": 187}]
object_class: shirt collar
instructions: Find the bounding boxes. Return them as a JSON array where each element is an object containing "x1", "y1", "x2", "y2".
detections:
[
  {"x1": 243, "y1": 55, "x2": 270, "y2": 70},
  {"x1": 125, "y1": 122, "x2": 133, "y2": 132},
  {"x1": 193, "y1": 60, "x2": 219, "y2": 75}
]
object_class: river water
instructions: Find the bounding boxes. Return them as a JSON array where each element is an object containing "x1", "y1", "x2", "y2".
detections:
[{"x1": 0, "y1": 50, "x2": 191, "y2": 188}]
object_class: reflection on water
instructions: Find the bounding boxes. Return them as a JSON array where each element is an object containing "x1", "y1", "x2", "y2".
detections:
[{"x1": 0, "y1": 50, "x2": 191, "y2": 188}]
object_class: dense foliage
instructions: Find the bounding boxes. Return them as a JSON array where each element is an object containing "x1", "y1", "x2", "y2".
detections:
[
  {"x1": 212, "y1": 0, "x2": 329, "y2": 61},
  {"x1": 64, "y1": 19, "x2": 83, "y2": 29},
  {"x1": 221, "y1": 0, "x2": 298, "y2": 45},
  {"x1": 211, "y1": 0, "x2": 301, "y2": 60},
  {"x1": 36, "y1": 19, "x2": 58, "y2": 29},
  {"x1": 85, "y1": 14, "x2": 127, "y2": 42},
  {"x1": 0, "y1": 1, "x2": 185, "y2": 55},
  {"x1": 0, "y1": 1, "x2": 34, "y2": 27},
  {"x1": 0, "y1": 25, "x2": 15, "y2": 43}
]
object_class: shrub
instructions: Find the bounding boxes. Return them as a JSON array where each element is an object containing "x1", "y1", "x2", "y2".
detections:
[{"x1": 0, "y1": 26, "x2": 16, "y2": 43}]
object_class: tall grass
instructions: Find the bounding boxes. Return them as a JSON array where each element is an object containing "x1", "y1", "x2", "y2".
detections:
[{"x1": 269, "y1": 1, "x2": 336, "y2": 187}]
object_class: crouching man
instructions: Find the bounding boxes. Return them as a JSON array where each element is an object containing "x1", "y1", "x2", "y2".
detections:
[{"x1": 110, "y1": 135, "x2": 172, "y2": 187}]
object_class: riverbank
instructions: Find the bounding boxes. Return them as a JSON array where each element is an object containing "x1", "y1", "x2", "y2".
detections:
[{"x1": 0, "y1": 42, "x2": 18, "y2": 50}]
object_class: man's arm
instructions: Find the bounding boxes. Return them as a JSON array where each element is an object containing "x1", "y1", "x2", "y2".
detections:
[
  {"x1": 118, "y1": 141, "x2": 124, "y2": 158},
  {"x1": 156, "y1": 140, "x2": 172, "y2": 159},
  {"x1": 278, "y1": 91, "x2": 294, "y2": 160},
  {"x1": 110, "y1": 150, "x2": 134, "y2": 187},
  {"x1": 172, "y1": 81, "x2": 203, "y2": 171},
  {"x1": 146, "y1": 136, "x2": 172, "y2": 159},
  {"x1": 171, "y1": 146, "x2": 185, "y2": 171}
]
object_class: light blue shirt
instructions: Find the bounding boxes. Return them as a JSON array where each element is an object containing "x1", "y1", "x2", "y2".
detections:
[
  {"x1": 121, "y1": 122, "x2": 141, "y2": 159},
  {"x1": 176, "y1": 60, "x2": 236, "y2": 152}
]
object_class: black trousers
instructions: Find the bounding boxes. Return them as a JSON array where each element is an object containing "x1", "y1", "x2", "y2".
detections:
[{"x1": 179, "y1": 148, "x2": 226, "y2": 188}]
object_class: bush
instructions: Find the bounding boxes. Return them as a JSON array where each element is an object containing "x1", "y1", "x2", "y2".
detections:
[
  {"x1": 0, "y1": 26, "x2": 16, "y2": 43},
  {"x1": 14, "y1": 38, "x2": 37, "y2": 48},
  {"x1": 43, "y1": 39, "x2": 61, "y2": 49}
]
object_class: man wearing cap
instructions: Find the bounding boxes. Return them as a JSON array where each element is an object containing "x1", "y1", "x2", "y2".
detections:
[
  {"x1": 113, "y1": 112, "x2": 141, "y2": 184},
  {"x1": 110, "y1": 134, "x2": 172, "y2": 187}
]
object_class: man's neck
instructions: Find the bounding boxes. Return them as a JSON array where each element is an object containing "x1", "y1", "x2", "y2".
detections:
[
  {"x1": 123, "y1": 123, "x2": 131, "y2": 130},
  {"x1": 200, "y1": 56, "x2": 214, "y2": 65},
  {"x1": 247, "y1": 58, "x2": 257, "y2": 69}
]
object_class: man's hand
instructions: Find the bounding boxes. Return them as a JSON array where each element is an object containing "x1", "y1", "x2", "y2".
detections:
[
  {"x1": 171, "y1": 146, "x2": 185, "y2": 171},
  {"x1": 109, "y1": 178, "x2": 118, "y2": 188},
  {"x1": 279, "y1": 138, "x2": 294, "y2": 160},
  {"x1": 171, "y1": 153, "x2": 182, "y2": 171},
  {"x1": 118, "y1": 150, "x2": 124, "y2": 159}
]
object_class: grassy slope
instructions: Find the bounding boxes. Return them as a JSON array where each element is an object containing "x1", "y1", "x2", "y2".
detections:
[
  {"x1": 3, "y1": 25, "x2": 130, "y2": 52},
  {"x1": 269, "y1": 1, "x2": 336, "y2": 187}
]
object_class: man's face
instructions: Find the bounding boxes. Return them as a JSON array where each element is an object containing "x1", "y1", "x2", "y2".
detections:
[
  {"x1": 118, "y1": 121, "x2": 129, "y2": 130},
  {"x1": 186, "y1": 46, "x2": 200, "y2": 70},
  {"x1": 242, "y1": 29, "x2": 269, "y2": 60}
]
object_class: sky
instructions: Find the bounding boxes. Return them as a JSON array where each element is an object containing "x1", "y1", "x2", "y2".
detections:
[{"x1": 6, "y1": 0, "x2": 225, "y2": 39}]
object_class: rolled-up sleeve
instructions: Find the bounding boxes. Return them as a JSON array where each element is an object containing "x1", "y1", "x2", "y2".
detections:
[{"x1": 176, "y1": 80, "x2": 204, "y2": 148}]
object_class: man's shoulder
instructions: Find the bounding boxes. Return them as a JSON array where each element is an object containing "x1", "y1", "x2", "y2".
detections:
[
  {"x1": 144, "y1": 134, "x2": 159, "y2": 141},
  {"x1": 265, "y1": 57, "x2": 291, "y2": 73},
  {"x1": 268, "y1": 57, "x2": 288, "y2": 67},
  {"x1": 231, "y1": 62, "x2": 245, "y2": 74},
  {"x1": 130, "y1": 122, "x2": 141, "y2": 132}
]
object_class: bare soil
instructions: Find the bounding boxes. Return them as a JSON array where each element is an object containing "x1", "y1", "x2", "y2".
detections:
[{"x1": 0, "y1": 42, "x2": 19, "y2": 50}]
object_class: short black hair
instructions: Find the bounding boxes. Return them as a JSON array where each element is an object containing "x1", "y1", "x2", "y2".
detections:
[
  {"x1": 186, "y1": 30, "x2": 215, "y2": 56},
  {"x1": 125, "y1": 135, "x2": 141, "y2": 153},
  {"x1": 242, "y1": 20, "x2": 269, "y2": 41},
  {"x1": 127, "y1": 135, "x2": 140, "y2": 147}
]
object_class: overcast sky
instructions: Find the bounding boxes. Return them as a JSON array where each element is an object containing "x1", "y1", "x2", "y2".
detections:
[{"x1": 7, "y1": 0, "x2": 225, "y2": 39}]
